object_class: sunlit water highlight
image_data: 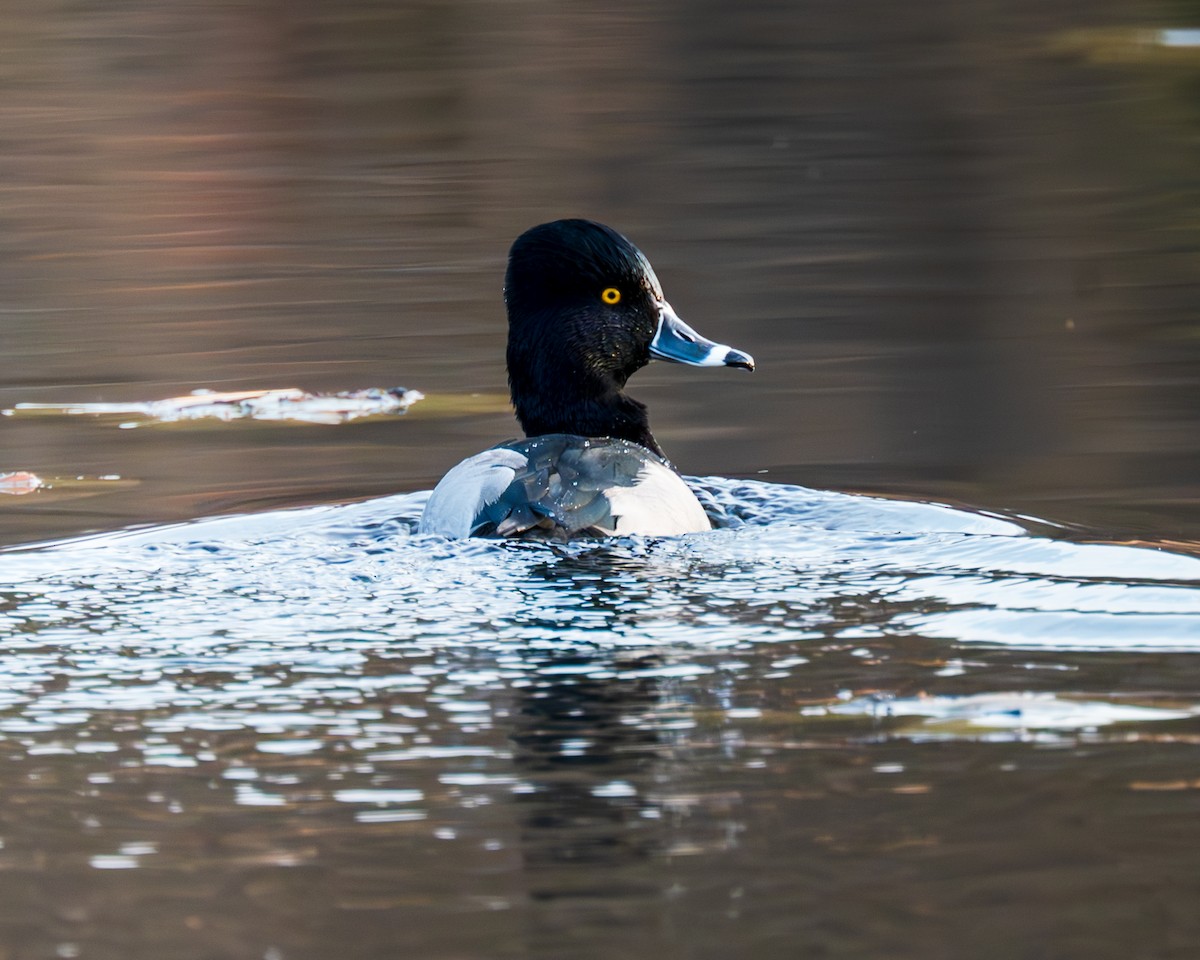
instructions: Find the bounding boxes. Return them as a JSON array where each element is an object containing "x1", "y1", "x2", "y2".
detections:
[
  {"x1": 3, "y1": 479, "x2": 1197, "y2": 748},
  {"x1": 2, "y1": 480, "x2": 1199, "y2": 959}
]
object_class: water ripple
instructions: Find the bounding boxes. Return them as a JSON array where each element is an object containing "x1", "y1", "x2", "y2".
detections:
[{"x1": 0, "y1": 478, "x2": 1196, "y2": 762}]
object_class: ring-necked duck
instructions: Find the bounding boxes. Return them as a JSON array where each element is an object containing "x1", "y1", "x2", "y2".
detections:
[{"x1": 419, "y1": 219, "x2": 753, "y2": 539}]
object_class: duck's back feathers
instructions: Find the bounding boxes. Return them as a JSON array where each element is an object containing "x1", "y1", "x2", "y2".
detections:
[{"x1": 418, "y1": 435, "x2": 711, "y2": 540}]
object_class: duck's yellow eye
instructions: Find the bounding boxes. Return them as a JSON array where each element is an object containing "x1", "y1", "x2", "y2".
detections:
[{"x1": 601, "y1": 287, "x2": 621, "y2": 305}]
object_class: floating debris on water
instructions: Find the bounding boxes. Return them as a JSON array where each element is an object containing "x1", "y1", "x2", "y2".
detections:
[
  {"x1": 0, "y1": 472, "x2": 44, "y2": 496},
  {"x1": 1159, "y1": 29, "x2": 1200, "y2": 48},
  {"x1": 1048, "y1": 27, "x2": 1200, "y2": 64},
  {"x1": 0, "y1": 473, "x2": 136, "y2": 498},
  {"x1": 4, "y1": 386, "x2": 424, "y2": 428}
]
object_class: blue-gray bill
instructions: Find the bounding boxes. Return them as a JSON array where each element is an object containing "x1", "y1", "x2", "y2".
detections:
[{"x1": 649, "y1": 301, "x2": 755, "y2": 371}]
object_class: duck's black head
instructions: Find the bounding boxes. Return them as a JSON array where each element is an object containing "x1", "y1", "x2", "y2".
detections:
[{"x1": 504, "y1": 219, "x2": 753, "y2": 459}]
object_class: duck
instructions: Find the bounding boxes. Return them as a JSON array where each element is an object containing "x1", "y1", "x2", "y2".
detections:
[{"x1": 419, "y1": 219, "x2": 754, "y2": 540}]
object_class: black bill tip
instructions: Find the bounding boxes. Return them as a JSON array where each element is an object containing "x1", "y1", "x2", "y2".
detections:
[{"x1": 724, "y1": 349, "x2": 755, "y2": 372}]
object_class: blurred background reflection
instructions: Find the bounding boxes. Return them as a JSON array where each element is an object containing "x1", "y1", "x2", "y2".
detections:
[
  {"x1": 2, "y1": 0, "x2": 1197, "y2": 546},
  {"x1": 2, "y1": 3, "x2": 1200, "y2": 960}
]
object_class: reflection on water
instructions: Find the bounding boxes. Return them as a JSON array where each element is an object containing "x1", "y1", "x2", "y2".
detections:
[
  {"x1": 2, "y1": 0, "x2": 1200, "y2": 958},
  {"x1": 2, "y1": 0, "x2": 1199, "y2": 547},
  {"x1": 5, "y1": 385, "x2": 422, "y2": 427},
  {"x1": 2, "y1": 480, "x2": 1199, "y2": 958}
]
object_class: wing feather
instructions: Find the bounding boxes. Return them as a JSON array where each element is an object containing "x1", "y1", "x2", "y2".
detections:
[{"x1": 419, "y1": 436, "x2": 711, "y2": 540}]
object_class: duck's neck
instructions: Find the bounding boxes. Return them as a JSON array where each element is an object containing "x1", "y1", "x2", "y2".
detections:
[{"x1": 509, "y1": 369, "x2": 665, "y2": 460}]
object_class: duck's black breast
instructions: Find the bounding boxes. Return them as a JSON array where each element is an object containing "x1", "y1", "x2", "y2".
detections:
[{"x1": 418, "y1": 435, "x2": 712, "y2": 541}]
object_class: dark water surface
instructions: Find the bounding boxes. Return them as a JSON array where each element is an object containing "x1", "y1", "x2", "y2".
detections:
[{"x1": 3, "y1": 1, "x2": 1200, "y2": 959}]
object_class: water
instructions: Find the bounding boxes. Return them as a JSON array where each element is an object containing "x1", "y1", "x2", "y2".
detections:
[
  {"x1": 3, "y1": 0, "x2": 1200, "y2": 958},
  {"x1": 2, "y1": 482, "x2": 1199, "y2": 959}
]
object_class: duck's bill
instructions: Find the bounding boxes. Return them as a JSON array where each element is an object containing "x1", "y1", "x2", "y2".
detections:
[{"x1": 649, "y1": 301, "x2": 755, "y2": 371}]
